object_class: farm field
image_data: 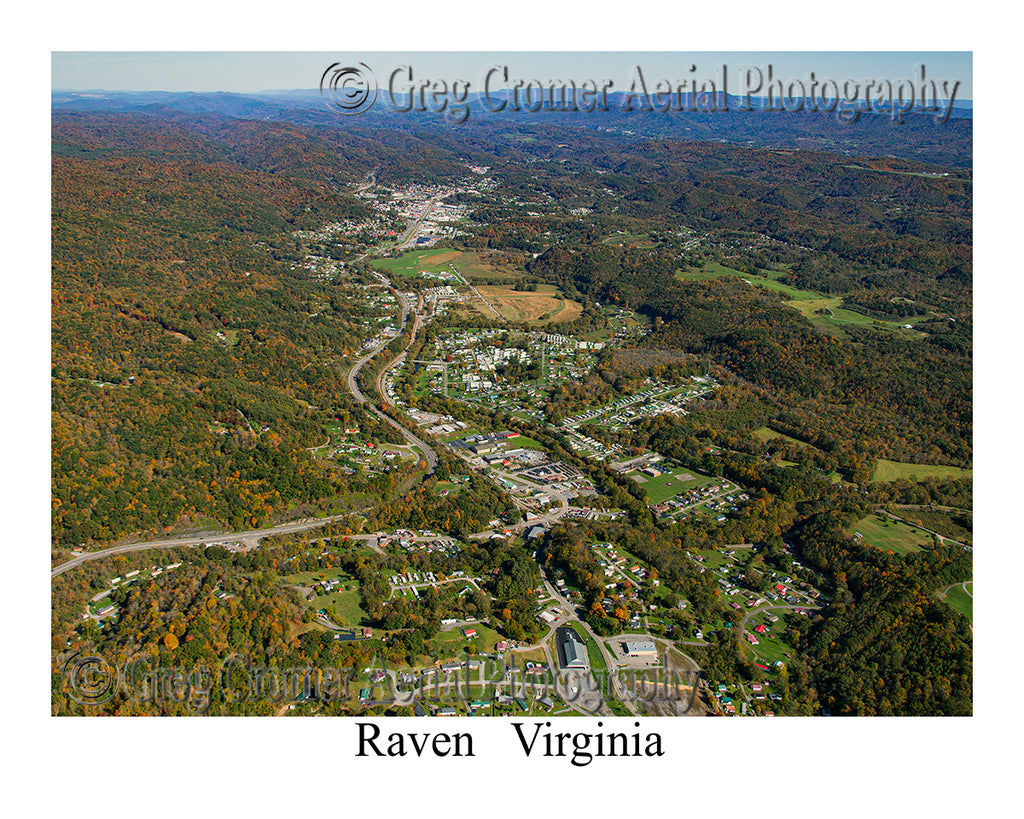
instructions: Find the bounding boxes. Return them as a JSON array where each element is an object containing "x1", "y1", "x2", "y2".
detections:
[
  {"x1": 872, "y1": 459, "x2": 973, "y2": 483},
  {"x1": 850, "y1": 514, "x2": 931, "y2": 555}
]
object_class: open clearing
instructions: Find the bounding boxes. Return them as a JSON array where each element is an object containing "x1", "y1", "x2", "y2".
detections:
[
  {"x1": 676, "y1": 262, "x2": 927, "y2": 336},
  {"x1": 943, "y1": 582, "x2": 973, "y2": 623},
  {"x1": 872, "y1": 459, "x2": 972, "y2": 483},
  {"x1": 754, "y1": 426, "x2": 819, "y2": 449},
  {"x1": 469, "y1": 284, "x2": 583, "y2": 324},
  {"x1": 282, "y1": 570, "x2": 369, "y2": 626},
  {"x1": 371, "y1": 249, "x2": 526, "y2": 281},
  {"x1": 850, "y1": 514, "x2": 931, "y2": 555}
]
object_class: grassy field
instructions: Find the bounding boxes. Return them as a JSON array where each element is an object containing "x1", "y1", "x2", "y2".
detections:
[
  {"x1": 676, "y1": 262, "x2": 924, "y2": 336},
  {"x1": 897, "y1": 509, "x2": 972, "y2": 545},
  {"x1": 601, "y1": 232, "x2": 658, "y2": 249},
  {"x1": 371, "y1": 249, "x2": 529, "y2": 283},
  {"x1": 506, "y1": 434, "x2": 548, "y2": 451},
  {"x1": 633, "y1": 466, "x2": 719, "y2": 504},
  {"x1": 754, "y1": 426, "x2": 818, "y2": 449},
  {"x1": 872, "y1": 459, "x2": 973, "y2": 483},
  {"x1": 428, "y1": 623, "x2": 505, "y2": 656},
  {"x1": 850, "y1": 514, "x2": 931, "y2": 555},
  {"x1": 371, "y1": 249, "x2": 462, "y2": 278},
  {"x1": 282, "y1": 570, "x2": 369, "y2": 626},
  {"x1": 943, "y1": 582, "x2": 973, "y2": 623}
]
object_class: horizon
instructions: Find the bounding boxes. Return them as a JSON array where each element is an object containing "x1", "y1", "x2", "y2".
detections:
[{"x1": 51, "y1": 52, "x2": 973, "y2": 99}]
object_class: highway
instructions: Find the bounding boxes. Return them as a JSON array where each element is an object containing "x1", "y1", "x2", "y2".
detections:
[
  {"x1": 345, "y1": 290, "x2": 438, "y2": 474},
  {"x1": 51, "y1": 526, "x2": 388, "y2": 578}
]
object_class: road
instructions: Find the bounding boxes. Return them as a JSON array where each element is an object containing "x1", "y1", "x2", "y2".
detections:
[
  {"x1": 394, "y1": 195, "x2": 443, "y2": 251},
  {"x1": 538, "y1": 571, "x2": 640, "y2": 716},
  {"x1": 345, "y1": 289, "x2": 438, "y2": 474},
  {"x1": 51, "y1": 528, "x2": 399, "y2": 578}
]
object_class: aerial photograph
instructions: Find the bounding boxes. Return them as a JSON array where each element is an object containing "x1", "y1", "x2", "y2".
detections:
[{"x1": 50, "y1": 49, "x2": 975, "y2": 726}]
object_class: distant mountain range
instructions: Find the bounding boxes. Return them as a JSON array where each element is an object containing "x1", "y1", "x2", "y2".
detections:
[{"x1": 51, "y1": 88, "x2": 972, "y2": 167}]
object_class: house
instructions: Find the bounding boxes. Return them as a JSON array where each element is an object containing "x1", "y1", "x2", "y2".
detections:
[{"x1": 462, "y1": 627, "x2": 477, "y2": 638}]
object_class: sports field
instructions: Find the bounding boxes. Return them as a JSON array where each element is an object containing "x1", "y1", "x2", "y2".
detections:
[{"x1": 633, "y1": 466, "x2": 719, "y2": 504}]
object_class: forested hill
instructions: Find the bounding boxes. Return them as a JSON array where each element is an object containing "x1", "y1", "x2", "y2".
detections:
[{"x1": 51, "y1": 114, "x2": 467, "y2": 549}]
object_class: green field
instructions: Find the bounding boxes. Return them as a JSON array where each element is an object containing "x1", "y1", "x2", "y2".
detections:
[
  {"x1": 505, "y1": 434, "x2": 548, "y2": 451},
  {"x1": 371, "y1": 249, "x2": 466, "y2": 278},
  {"x1": 428, "y1": 622, "x2": 505, "y2": 655},
  {"x1": 850, "y1": 514, "x2": 931, "y2": 556},
  {"x1": 943, "y1": 582, "x2": 973, "y2": 623},
  {"x1": 676, "y1": 262, "x2": 923, "y2": 336},
  {"x1": 871, "y1": 459, "x2": 973, "y2": 483},
  {"x1": 754, "y1": 426, "x2": 818, "y2": 449},
  {"x1": 282, "y1": 571, "x2": 369, "y2": 626},
  {"x1": 897, "y1": 509, "x2": 972, "y2": 545},
  {"x1": 601, "y1": 232, "x2": 658, "y2": 249},
  {"x1": 633, "y1": 467, "x2": 720, "y2": 504},
  {"x1": 743, "y1": 616, "x2": 797, "y2": 667},
  {"x1": 371, "y1": 249, "x2": 523, "y2": 282}
]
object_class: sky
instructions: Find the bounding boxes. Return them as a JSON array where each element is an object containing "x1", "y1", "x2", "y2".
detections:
[{"x1": 51, "y1": 51, "x2": 973, "y2": 99}]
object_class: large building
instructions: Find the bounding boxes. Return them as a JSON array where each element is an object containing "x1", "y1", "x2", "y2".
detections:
[
  {"x1": 623, "y1": 639, "x2": 657, "y2": 658},
  {"x1": 556, "y1": 627, "x2": 590, "y2": 670}
]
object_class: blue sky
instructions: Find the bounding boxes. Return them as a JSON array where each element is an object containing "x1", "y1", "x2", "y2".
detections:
[{"x1": 52, "y1": 52, "x2": 973, "y2": 99}]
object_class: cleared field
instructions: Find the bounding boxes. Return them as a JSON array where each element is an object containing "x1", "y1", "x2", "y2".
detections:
[
  {"x1": 872, "y1": 459, "x2": 972, "y2": 483},
  {"x1": 676, "y1": 262, "x2": 921, "y2": 336},
  {"x1": 370, "y1": 249, "x2": 456, "y2": 278},
  {"x1": 373, "y1": 249, "x2": 527, "y2": 281},
  {"x1": 943, "y1": 582, "x2": 973, "y2": 623},
  {"x1": 428, "y1": 623, "x2": 504, "y2": 655},
  {"x1": 284, "y1": 570, "x2": 370, "y2": 626},
  {"x1": 850, "y1": 514, "x2": 931, "y2": 555},
  {"x1": 469, "y1": 284, "x2": 584, "y2": 324},
  {"x1": 506, "y1": 434, "x2": 548, "y2": 451},
  {"x1": 419, "y1": 250, "x2": 461, "y2": 266},
  {"x1": 754, "y1": 426, "x2": 817, "y2": 449},
  {"x1": 897, "y1": 509, "x2": 972, "y2": 544},
  {"x1": 601, "y1": 232, "x2": 658, "y2": 249}
]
